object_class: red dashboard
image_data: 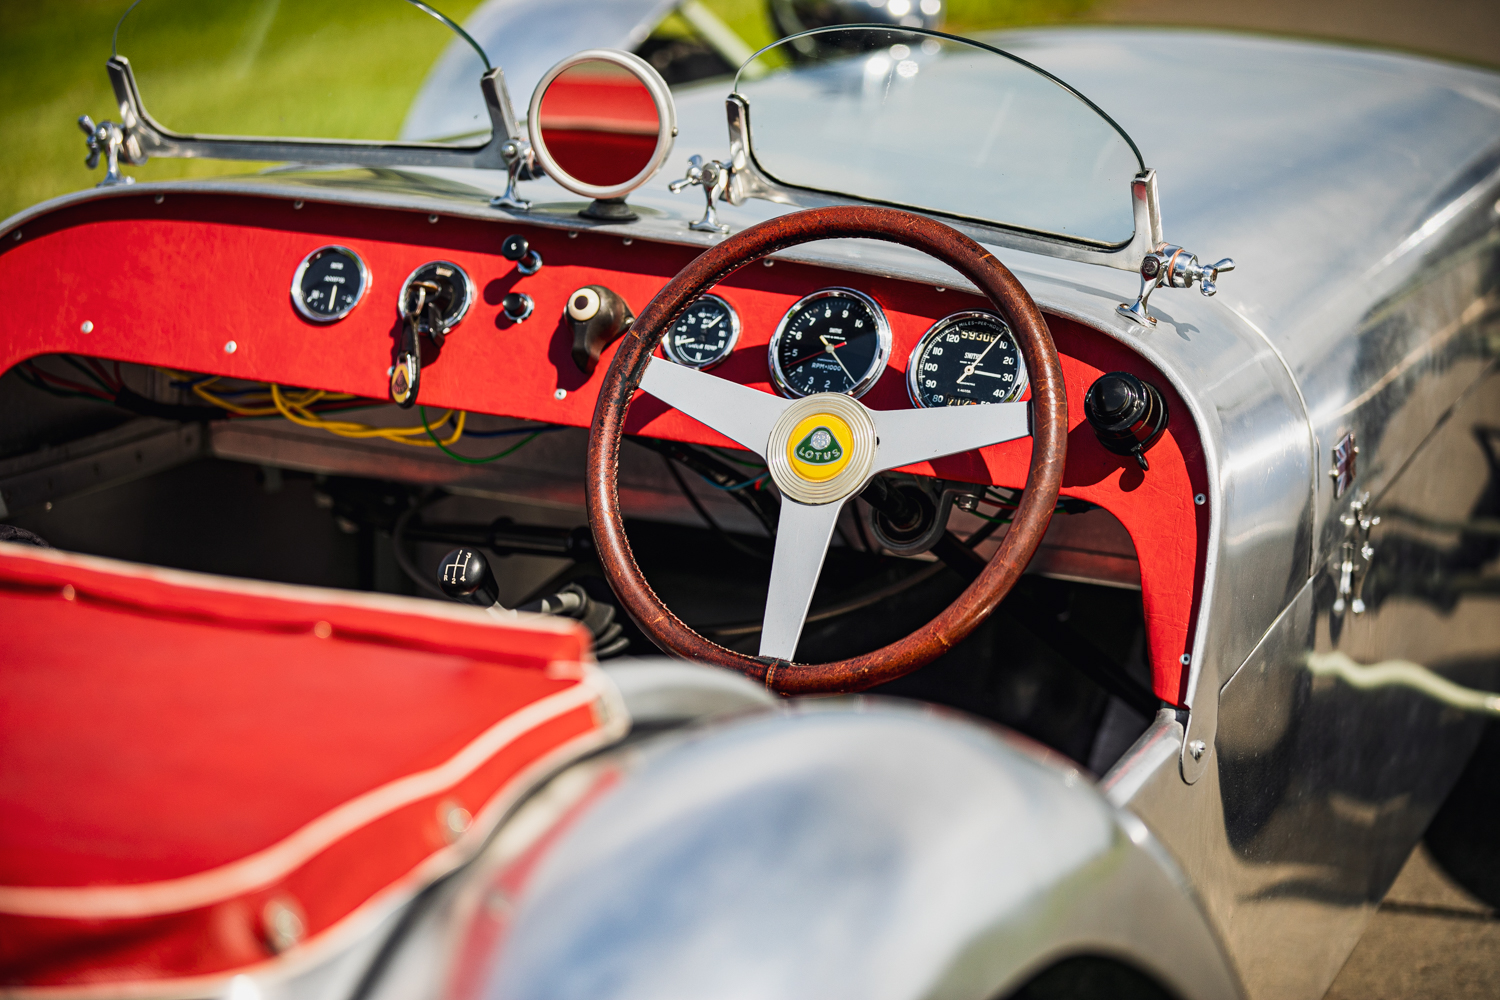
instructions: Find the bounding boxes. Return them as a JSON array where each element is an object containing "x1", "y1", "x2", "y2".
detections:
[{"x1": 0, "y1": 192, "x2": 1209, "y2": 703}]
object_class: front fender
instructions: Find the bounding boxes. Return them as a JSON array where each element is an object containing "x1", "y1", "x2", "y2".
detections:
[{"x1": 440, "y1": 694, "x2": 1242, "y2": 1000}]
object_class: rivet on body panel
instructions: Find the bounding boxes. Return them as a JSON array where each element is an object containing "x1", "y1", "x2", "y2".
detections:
[
  {"x1": 80, "y1": 321, "x2": 93, "y2": 334},
  {"x1": 224, "y1": 341, "x2": 238, "y2": 354}
]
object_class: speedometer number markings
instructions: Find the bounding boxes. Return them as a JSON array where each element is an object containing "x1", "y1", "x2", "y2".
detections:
[{"x1": 907, "y1": 310, "x2": 1028, "y2": 408}]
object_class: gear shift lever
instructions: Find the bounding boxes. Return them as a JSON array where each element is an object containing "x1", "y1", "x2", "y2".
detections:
[{"x1": 438, "y1": 548, "x2": 507, "y2": 613}]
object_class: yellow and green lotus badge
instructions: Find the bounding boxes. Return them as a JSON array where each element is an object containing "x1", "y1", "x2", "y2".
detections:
[{"x1": 786, "y1": 413, "x2": 854, "y2": 482}]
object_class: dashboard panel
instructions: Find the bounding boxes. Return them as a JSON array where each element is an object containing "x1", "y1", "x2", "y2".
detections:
[{"x1": 0, "y1": 192, "x2": 1209, "y2": 703}]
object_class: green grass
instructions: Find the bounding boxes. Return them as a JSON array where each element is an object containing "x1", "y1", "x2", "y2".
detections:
[{"x1": 0, "y1": 0, "x2": 1096, "y2": 223}]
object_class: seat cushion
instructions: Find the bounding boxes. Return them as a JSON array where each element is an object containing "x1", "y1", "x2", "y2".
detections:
[{"x1": 0, "y1": 543, "x2": 623, "y2": 992}]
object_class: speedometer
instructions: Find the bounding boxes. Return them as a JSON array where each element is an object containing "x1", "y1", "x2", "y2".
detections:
[
  {"x1": 907, "y1": 310, "x2": 1028, "y2": 408},
  {"x1": 768, "y1": 288, "x2": 890, "y2": 398}
]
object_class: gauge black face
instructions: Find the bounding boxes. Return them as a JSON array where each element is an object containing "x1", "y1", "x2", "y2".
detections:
[
  {"x1": 769, "y1": 288, "x2": 890, "y2": 398},
  {"x1": 399, "y1": 261, "x2": 475, "y2": 337},
  {"x1": 292, "y1": 246, "x2": 368, "y2": 322},
  {"x1": 663, "y1": 294, "x2": 740, "y2": 369},
  {"x1": 907, "y1": 310, "x2": 1028, "y2": 408}
]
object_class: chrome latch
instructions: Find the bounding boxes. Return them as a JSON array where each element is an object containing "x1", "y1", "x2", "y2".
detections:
[
  {"x1": 668, "y1": 155, "x2": 731, "y2": 234},
  {"x1": 1118, "y1": 245, "x2": 1235, "y2": 327},
  {"x1": 1333, "y1": 493, "x2": 1379, "y2": 615},
  {"x1": 490, "y1": 138, "x2": 538, "y2": 212},
  {"x1": 78, "y1": 114, "x2": 143, "y2": 187}
]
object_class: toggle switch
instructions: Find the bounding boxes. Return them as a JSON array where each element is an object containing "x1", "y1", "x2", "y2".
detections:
[{"x1": 501, "y1": 234, "x2": 542, "y2": 275}]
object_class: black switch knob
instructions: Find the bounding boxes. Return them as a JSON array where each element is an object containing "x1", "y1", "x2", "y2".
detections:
[
  {"x1": 566, "y1": 285, "x2": 634, "y2": 376},
  {"x1": 438, "y1": 547, "x2": 501, "y2": 608},
  {"x1": 500, "y1": 234, "x2": 542, "y2": 274},
  {"x1": 1084, "y1": 371, "x2": 1169, "y2": 471},
  {"x1": 502, "y1": 292, "x2": 534, "y2": 322}
]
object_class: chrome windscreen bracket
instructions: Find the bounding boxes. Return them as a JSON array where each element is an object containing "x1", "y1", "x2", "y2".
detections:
[
  {"x1": 668, "y1": 155, "x2": 731, "y2": 233},
  {"x1": 1118, "y1": 242, "x2": 1236, "y2": 327},
  {"x1": 93, "y1": 56, "x2": 523, "y2": 176}
]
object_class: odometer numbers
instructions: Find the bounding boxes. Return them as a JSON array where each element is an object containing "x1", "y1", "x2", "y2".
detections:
[
  {"x1": 769, "y1": 288, "x2": 891, "y2": 399},
  {"x1": 663, "y1": 293, "x2": 740, "y2": 370},
  {"x1": 291, "y1": 245, "x2": 368, "y2": 322},
  {"x1": 907, "y1": 310, "x2": 1028, "y2": 408}
]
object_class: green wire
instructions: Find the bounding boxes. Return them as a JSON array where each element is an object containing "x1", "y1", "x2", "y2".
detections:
[{"x1": 420, "y1": 406, "x2": 543, "y2": 464}]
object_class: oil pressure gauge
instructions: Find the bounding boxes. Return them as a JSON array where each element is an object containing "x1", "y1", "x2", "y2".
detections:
[
  {"x1": 907, "y1": 310, "x2": 1028, "y2": 407},
  {"x1": 291, "y1": 245, "x2": 368, "y2": 322},
  {"x1": 662, "y1": 293, "x2": 740, "y2": 369}
]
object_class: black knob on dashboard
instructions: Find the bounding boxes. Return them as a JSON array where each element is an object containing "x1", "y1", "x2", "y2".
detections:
[
  {"x1": 1084, "y1": 371, "x2": 1169, "y2": 471},
  {"x1": 438, "y1": 547, "x2": 501, "y2": 608},
  {"x1": 501, "y1": 292, "x2": 534, "y2": 323},
  {"x1": 501, "y1": 234, "x2": 542, "y2": 274}
]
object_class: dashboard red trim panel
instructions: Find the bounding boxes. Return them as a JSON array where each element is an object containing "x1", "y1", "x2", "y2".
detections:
[{"x1": 0, "y1": 194, "x2": 1209, "y2": 703}]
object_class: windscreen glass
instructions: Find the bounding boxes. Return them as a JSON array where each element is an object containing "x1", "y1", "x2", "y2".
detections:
[
  {"x1": 112, "y1": 0, "x2": 488, "y2": 142},
  {"x1": 734, "y1": 27, "x2": 1144, "y2": 245}
]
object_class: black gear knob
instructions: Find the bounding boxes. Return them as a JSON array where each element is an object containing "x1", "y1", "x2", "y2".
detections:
[
  {"x1": 438, "y1": 548, "x2": 501, "y2": 608},
  {"x1": 1084, "y1": 371, "x2": 1169, "y2": 471}
]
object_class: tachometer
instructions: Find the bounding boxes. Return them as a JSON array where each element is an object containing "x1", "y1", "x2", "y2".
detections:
[
  {"x1": 907, "y1": 310, "x2": 1028, "y2": 408},
  {"x1": 769, "y1": 288, "x2": 890, "y2": 398},
  {"x1": 291, "y1": 246, "x2": 368, "y2": 322},
  {"x1": 663, "y1": 293, "x2": 740, "y2": 369}
]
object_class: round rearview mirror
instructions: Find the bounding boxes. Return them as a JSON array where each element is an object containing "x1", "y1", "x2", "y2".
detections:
[{"x1": 529, "y1": 50, "x2": 676, "y2": 220}]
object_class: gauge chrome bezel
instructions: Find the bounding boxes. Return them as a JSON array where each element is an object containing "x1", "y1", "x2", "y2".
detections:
[
  {"x1": 397, "y1": 260, "x2": 476, "y2": 333},
  {"x1": 768, "y1": 287, "x2": 891, "y2": 400},
  {"x1": 907, "y1": 309, "x2": 1030, "y2": 408},
  {"x1": 290, "y1": 245, "x2": 369, "y2": 323},
  {"x1": 662, "y1": 293, "x2": 741, "y2": 370}
]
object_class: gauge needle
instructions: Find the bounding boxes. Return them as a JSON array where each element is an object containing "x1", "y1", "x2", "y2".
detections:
[
  {"x1": 702, "y1": 315, "x2": 722, "y2": 329},
  {"x1": 814, "y1": 335, "x2": 857, "y2": 382},
  {"x1": 956, "y1": 336, "x2": 999, "y2": 385},
  {"x1": 786, "y1": 338, "x2": 845, "y2": 369}
]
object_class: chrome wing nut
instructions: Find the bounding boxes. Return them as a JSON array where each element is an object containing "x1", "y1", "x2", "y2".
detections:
[
  {"x1": 1118, "y1": 245, "x2": 1235, "y2": 327},
  {"x1": 669, "y1": 155, "x2": 732, "y2": 234}
]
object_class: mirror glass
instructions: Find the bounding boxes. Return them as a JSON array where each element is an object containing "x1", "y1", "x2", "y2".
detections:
[
  {"x1": 536, "y1": 60, "x2": 661, "y2": 188},
  {"x1": 113, "y1": 0, "x2": 488, "y2": 143},
  {"x1": 734, "y1": 27, "x2": 1145, "y2": 246}
]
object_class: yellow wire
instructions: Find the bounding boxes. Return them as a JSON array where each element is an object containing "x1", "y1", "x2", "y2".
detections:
[
  {"x1": 269, "y1": 383, "x2": 466, "y2": 447},
  {"x1": 154, "y1": 368, "x2": 465, "y2": 449}
]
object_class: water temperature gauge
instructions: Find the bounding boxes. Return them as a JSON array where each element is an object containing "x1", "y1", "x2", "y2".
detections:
[{"x1": 662, "y1": 293, "x2": 740, "y2": 370}]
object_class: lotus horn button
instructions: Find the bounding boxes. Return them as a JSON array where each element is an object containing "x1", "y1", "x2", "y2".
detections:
[
  {"x1": 566, "y1": 285, "x2": 634, "y2": 375},
  {"x1": 1084, "y1": 371, "x2": 1169, "y2": 471}
]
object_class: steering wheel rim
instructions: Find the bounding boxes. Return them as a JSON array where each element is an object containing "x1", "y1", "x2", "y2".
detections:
[{"x1": 586, "y1": 206, "x2": 1066, "y2": 694}]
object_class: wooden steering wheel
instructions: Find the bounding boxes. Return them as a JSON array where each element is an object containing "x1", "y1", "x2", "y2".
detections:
[{"x1": 586, "y1": 207, "x2": 1067, "y2": 694}]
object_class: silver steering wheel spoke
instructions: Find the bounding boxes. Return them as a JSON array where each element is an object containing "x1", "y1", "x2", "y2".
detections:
[
  {"x1": 871, "y1": 401, "x2": 1030, "y2": 473},
  {"x1": 758, "y1": 497, "x2": 847, "y2": 661},
  {"x1": 638, "y1": 355, "x2": 790, "y2": 457}
]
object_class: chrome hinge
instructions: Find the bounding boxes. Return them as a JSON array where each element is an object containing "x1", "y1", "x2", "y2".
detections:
[{"x1": 669, "y1": 154, "x2": 732, "y2": 234}]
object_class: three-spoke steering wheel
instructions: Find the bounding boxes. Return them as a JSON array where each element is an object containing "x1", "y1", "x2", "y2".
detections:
[{"x1": 586, "y1": 207, "x2": 1067, "y2": 694}]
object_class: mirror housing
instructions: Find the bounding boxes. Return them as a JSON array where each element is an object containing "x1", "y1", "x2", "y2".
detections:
[{"x1": 527, "y1": 49, "x2": 677, "y2": 223}]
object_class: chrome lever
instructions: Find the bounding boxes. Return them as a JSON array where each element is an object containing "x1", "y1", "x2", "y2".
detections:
[
  {"x1": 669, "y1": 154, "x2": 731, "y2": 234},
  {"x1": 1117, "y1": 245, "x2": 1236, "y2": 327}
]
